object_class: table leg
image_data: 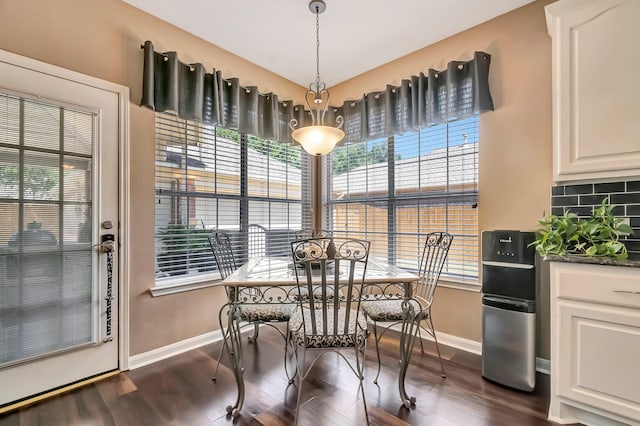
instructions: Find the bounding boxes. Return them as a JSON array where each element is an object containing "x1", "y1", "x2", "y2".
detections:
[
  {"x1": 225, "y1": 303, "x2": 245, "y2": 418},
  {"x1": 398, "y1": 300, "x2": 418, "y2": 408}
]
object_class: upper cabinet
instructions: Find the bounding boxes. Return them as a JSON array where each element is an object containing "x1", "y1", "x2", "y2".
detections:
[{"x1": 546, "y1": 0, "x2": 640, "y2": 182}]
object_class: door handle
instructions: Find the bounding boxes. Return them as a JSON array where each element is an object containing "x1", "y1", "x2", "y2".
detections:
[
  {"x1": 613, "y1": 289, "x2": 640, "y2": 295},
  {"x1": 101, "y1": 234, "x2": 115, "y2": 343}
]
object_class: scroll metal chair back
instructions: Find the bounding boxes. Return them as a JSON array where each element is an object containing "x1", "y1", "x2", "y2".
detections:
[
  {"x1": 289, "y1": 237, "x2": 371, "y2": 425},
  {"x1": 207, "y1": 231, "x2": 295, "y2": 382},
  {"x1": 208, "y1": 232, "x2": 237, "y2": 281},
  {"x1": 362, "y1": 231, "x2": 453, "y2": 389},
  {"x1": 415, "y1": 232, "x2": 454, "y2": 305}
]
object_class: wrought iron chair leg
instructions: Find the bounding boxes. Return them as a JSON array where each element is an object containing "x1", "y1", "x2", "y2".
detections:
[
  {"x1": 284, "y1": 323, "x2": 297, "y2": 383},
  {"x1": 213, "y1": 304, "x2": 231, "y2": 381},
  {"x1": 371, "y1": 322, "x2": 382, "y2": 384},
  {"x1": 428, "y1": 316, "x2": 446, "y2": 378},
  {"x1": 212, "y1": 329, "x2": 229, "y2": 381},
  {"x1": 225, "y1": 305, "x2": 245, "y2": 418},
  {"x1": 248, "y1": 322, "x2": 260, "y2": 343},
  {"x1": 294, "y1": 346, "x2": 306, "y2": 426},
  {"x1": 399, "y1": 302, "x2": 418, "y2": 408},
  {"x1": 355, "y1": 344, "x2": 370, "y2": 424},
  {"x1": 416, "y1": 325, "x2": 425, "y2": 353}
]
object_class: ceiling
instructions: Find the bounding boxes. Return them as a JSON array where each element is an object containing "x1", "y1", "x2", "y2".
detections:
[{"x1": 123, "y1": 0, "x2": 535, "y2": 87}]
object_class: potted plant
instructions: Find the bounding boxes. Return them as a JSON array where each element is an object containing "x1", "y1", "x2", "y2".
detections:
[
  {"x1": 530, "y1": 198, "x2": 634, "y2": 259},
  {"x1": 157, "y1": 224, "x2": 213, "y2": 275}
]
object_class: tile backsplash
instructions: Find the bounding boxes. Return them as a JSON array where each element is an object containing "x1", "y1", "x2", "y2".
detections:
[{"x1": 551, "y1": 180, "x2": 640, "y2": 257}]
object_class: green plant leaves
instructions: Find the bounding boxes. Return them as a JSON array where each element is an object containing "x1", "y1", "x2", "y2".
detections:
[{"x1": 531, "y1": 198, "x2": 634, "y2": 259}]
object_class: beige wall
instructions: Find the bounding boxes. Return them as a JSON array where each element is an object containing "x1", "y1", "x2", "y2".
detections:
[
  {"x1": 0, "y1": 0, "x2": 306, "y2": 356},
  {"x1": 0, "y1": 0, "x2": 554, "y2": 359},
  {"x1": 330, "y1": 0, "x2": 554, "y2": 357}
]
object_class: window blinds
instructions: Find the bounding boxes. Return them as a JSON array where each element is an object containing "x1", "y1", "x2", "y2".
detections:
[
  {"x1": 324, "y1": 116, "x2": 479, "y2": 282},
  {"x1": 154, "y1": 113, "x2": 311, "y2": 283}
]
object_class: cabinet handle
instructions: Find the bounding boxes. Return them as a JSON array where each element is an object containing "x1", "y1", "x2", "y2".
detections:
[{"x1": 613, "y1": 289, "x2": 640, "y2": 295}]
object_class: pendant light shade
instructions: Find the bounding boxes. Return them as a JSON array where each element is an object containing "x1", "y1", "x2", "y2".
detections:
[
  {"x1": 292, "y1": 125, "x2": 344, "y2": 156},
  {"x1": 289, "y1": 0, "x2": 344, "y2": 156}
]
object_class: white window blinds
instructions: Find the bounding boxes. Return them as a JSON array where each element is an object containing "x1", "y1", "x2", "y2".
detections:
[
  {"x1": 155, "y1": 113, "x2": 311, "y2": 284},
  {"x1": 0, "y1": 91, "x2": 95, "y2": 365},
  {"x1": 324, "y1": 116, "x2": 479, "y2": 282}
]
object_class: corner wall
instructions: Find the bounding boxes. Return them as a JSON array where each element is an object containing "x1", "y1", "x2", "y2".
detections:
[{"x1": 329, "y1": 0, "x2": 554, "y2": 357}]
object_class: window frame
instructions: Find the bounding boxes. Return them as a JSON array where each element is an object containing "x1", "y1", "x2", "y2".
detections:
[
  {"x1": 323, "y1": 116, "x2": 480, "y2": 288},
  {"x1": 151, "y1": 113, "x2": 312, "y2": 296}
]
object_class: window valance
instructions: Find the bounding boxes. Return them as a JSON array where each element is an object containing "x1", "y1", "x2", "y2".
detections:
[{"x1": 141, "y1": 41, "x2": 494, "y2": 144}]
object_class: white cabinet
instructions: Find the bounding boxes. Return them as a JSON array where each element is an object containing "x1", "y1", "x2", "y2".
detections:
[
  {"x1": 549, "y1": 261, "x2": 640, "y2": 425},
  {"x1": 545, "y1": 0, "x2": 640, "y2": 182}
]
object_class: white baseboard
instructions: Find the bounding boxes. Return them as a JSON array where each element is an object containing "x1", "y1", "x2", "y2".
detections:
[
  {"x1": 387, "y1": 323, "x2": 482, "y2": 355},
  {"x1": 386, "y1": 323, "x2": 550, "y2": 375},
  {"x1": 128, "y1": 329, "x2": 225, "y2": 370},
  {"x1": 128, "y1": 324, "x2": 552, "y2": 376}
]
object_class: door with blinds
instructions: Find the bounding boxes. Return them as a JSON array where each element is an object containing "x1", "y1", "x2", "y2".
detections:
[{"x1": 0, "y1": 52, "x2": 121, "y2": 405}]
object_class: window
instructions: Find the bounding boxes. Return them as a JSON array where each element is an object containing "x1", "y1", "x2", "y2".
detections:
[
  {"x1": 324, "y1": 116, "x2": 479, "y2": 283},
  {"x1": 154, "y1": 113, "x2": 311, "y2": 286}
]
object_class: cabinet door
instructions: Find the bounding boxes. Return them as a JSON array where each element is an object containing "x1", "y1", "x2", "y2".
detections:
[
  {"x1": 546, "y1": 0, "x2": 640, "y2": 181},
  {"x1": 556, "y1": 299, "x2": 640, "y2": 421}
]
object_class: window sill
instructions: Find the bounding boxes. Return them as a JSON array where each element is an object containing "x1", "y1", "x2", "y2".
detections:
[
  {"x1": 150, "y1": 273, "x2": 223, "y2": 297},
  {"x1": 438, "y1": 277, "x2": 481, "y2": 292}
]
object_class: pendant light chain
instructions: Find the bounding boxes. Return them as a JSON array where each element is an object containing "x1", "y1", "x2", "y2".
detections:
[
  {"x1": 315, "y1": 6, "x2": 321, "y2": 90},
  {"x1": 289, "y1": 0, "x2": 345, "y2": 156}
]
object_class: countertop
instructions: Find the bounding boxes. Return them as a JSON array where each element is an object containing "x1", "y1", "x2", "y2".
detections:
[{"x1": 544, "y1": 254, "x2": 640, "y2": 268}]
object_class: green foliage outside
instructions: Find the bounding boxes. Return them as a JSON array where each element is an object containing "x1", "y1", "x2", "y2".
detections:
[
  {"x1": 214, "y1": 127, "x2": 396, "y2": 173},
  {"x1": 215, "y1": 127, "x2": 301, "y2": 168},
  {"x1": 332, "y1": 142, "x2": 399, "y2": 174},
  {"x1": 247, "y1": 135, "x2": 301, "y2": 168},
  {"x1": 0, "y1": 166, "x2": 59, "y2": 199},
  {"x1": 530, "y1": 198, "x2": 634, "y2": 259},
  {"x1": 159, "y1": 223, "x2": 211, "y2": 253}
]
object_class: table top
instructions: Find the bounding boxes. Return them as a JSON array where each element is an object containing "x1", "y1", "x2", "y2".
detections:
[{"x1": 221, "y1": 256, "x2": 418, "y2": 287}]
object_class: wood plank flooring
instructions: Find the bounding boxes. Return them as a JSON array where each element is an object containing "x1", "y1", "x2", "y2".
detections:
[{"x1": 0, "y1": 327, "x2": 557, "y2": 425}]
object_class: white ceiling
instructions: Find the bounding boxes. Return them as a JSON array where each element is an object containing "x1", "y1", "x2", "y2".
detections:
[{"x1": 123, "y1": 0, "x2": 535, "y2": 87}]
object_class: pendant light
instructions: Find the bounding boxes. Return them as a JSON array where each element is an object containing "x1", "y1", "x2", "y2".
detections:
[{"x1": 289, "y1": 0, "x2": 345, "y2": 156}]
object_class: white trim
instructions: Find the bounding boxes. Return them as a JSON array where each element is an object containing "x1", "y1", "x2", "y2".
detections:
[
  {"x1": 438, "y1": 278, "x2": 481, "y2": 292},
  {"x1": 128, "y1": 329, "x2": 225, "y2": 370},
  {"x1": 0, "y1": 49, "x2": 132, "y2": 376},
  {"x1": 387, "y1": 323, "x2": 551, "y2": 375},
  {"x1": 149, "y1": 276, "x2": 223, "y2": 297},
  {"x1": 118, "y1": 84, "x2": 131, "y2": 371},
  {"x1": 387, "y1": 323, "x2": 482, "y2": 355}
]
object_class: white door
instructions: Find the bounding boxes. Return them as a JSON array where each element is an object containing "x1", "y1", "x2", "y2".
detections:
[{"x1": 0, "y1": 52, "x2": 122, "y2": 405}]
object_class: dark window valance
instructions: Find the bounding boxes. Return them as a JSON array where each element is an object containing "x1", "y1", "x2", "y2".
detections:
[{"x1": 141, "y1": 41, "x2": 494, "y2": 144}]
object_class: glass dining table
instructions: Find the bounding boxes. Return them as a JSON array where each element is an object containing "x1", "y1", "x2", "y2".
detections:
[{"x1": 216, "y1": 255, "x2": 422, "y2": 417}]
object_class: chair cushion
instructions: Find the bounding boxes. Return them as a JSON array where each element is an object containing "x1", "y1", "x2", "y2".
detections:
[
  {"x1": 239, "y1": 303, "x2": 295, "y2": 322},
  {"x1": 289, "y1": 308, "x2": 368, "y2": 348},
  {"x1": 361, "y1": 299, "x2": 426, "y2": 322}
]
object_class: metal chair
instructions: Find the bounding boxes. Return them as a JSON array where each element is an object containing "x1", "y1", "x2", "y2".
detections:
[
  {"x1": 289, "y1": 237, "x2": 371, "y2": 425},
  {"x1": 361, "y1": 231, "x2": 453, "y2": 383},
  {"x1": 208, "y1": 231, "x2": 295, "y2": 380}
]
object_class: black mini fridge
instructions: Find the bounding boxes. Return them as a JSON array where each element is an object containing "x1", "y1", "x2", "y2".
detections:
[{"x1": 481, "y1": 230, "x2": 537, "y2": 391}]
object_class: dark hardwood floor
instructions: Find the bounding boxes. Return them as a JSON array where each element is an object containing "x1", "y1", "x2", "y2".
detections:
[{"x1": 0, "y1": 327, "x2": 556, "y2": 425}]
